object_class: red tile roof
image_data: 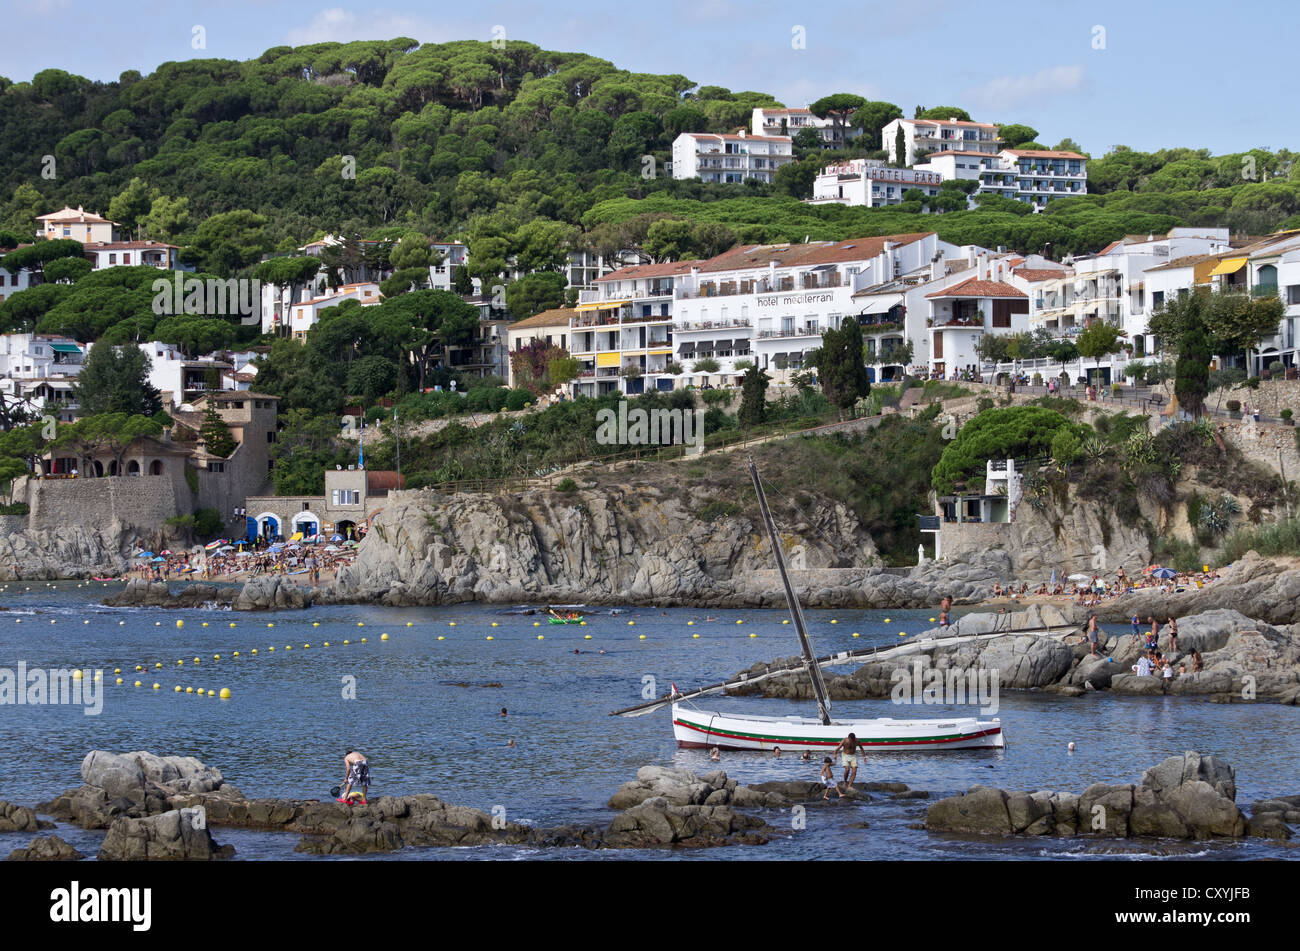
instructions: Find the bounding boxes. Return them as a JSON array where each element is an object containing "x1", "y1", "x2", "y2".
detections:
[
  {"x1": 698, "y1": 233, "x2": 933, "y2": 272},
  {"x1": 592, "y1": 260, "x2": 703, "y2": 283},
  {"x1": 86, "y1": 240, "x2": 178, "y2": 251},
  {"x1": 1013, "y1": 268, "x2": 1069, "y2": 282},
  {"x1": 926, "y1": 277, "x2": 1027, "y2": 299}
]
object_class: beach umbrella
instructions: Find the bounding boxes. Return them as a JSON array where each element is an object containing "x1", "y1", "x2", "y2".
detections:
[
  {"x1": 160, "y1": 550, "x2": 172, "y2": 555},
  {"x1": 324, "y1": 545, "x2": 341, "y2": 552},
  {"x1": 1067, "y1": 573, "x2": 1090, "y2": 581},
  {"x1": 204, "y1": 541, "x2": 222, "y2": 551},
  {"x1": 217, "y1": 546, "x2": 234, "y2": 553},
  {"x1": 151, "y1": 556, "x2": 165, "y2": 562},
  {"x1": 1151, "y1": 567, "x2": 1177, "y2": 579},
  {"x1": 329, "y1": 534, "x2": 344, "y2": 542},
  {"x1": 135, "y1": 551, "x2": 154, "y2": 559}
]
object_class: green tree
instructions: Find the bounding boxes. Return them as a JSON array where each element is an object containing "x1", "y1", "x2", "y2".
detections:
[
  {"x1": 917, "y1": 106, "x2": 973, "y2": 122},
  {"x1": 932, "y1": 406, "x2": 1079, "y2": 493},
  {"x1": 73, "y1": 343, "x2": 162, "y2": 417},
  {"x1": 852, "y1": 101, "x2": 904, "y2": 150},
  {"x1": 997, "y1": 124, "x2": 1040, "y2": 148},
  {"x1": 1175, "y1": 318, "x2": 1213, "y2": 418},
  {"x1": 198, "y1": 403, "x2": 236, "y2": 458},
  {"x1": 108, "y1": 178, "x2": 152, "y2": 238},
  {"x1": 1075, "y1": 321, "x2": 1123, "y2": 376},
  {"x1": 809, "y1": 94, "x2": 866, "y2": 146},
  {"x1": 505, "y1": 271, "x2": 567, "y2": 319},
  {"x1": 738, "y1": 365, "x2": 769, "y2": 426},
  {"x1": 818, "y1": 320, "x2": 870, "y2": 416}
]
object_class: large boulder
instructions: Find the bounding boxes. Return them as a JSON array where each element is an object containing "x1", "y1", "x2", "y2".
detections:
[
  {"x1": 1078, "y1": 783, "x2": 1134, "y2": 837},
  {"x1": 0, "y1": 800, "x2": 46, "y2": 833},
  {"x1": 1141, "y1": 752, "x2": 1236, "y2": 802},
  {"x1": 233, "y1": 575, "x2": 310, "y2": 611},
  {"x1": 98, "y1": 807, "x2": 234, "y2": 861},
  {"x1": 925, "y1": 786, "x2": 1012, "y2": 835}
]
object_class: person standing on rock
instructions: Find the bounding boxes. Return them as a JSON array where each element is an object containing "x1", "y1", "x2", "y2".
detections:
[
  {"x1": 1086, "y1": 614, "x2": 1101, "y2": 657},
  {"x1": 339, "y1": 749, "x2": 370, "y2": 805},
  {"x1": 833, "y1": 733, "x2": 864, "y2": 791},
  {"x1": 1167, "y1": 616, "x2": 1179, "y2": 653},
  {"x1": 939, "y1": 594, "x2": 952, "y2": 627},
  {"x1": 821, "y1": 758, "x2": 841, "y2": 800},
  {"x1": 1147, "y1": 616, "x2": 1160, "y2": 652}
]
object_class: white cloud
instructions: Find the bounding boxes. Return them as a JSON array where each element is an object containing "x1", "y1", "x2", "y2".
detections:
[
  {"x1": 965, "y1": 65, "x2": 1085, "y2": 112},
  {"x1": 285, "y1": 8, "x2": 450, "y2": 46}
]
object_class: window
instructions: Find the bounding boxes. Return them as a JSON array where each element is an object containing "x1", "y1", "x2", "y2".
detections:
[
  {"x1": 267, "y1": 431, "x2": 276, "y2": 443},
  {"x1": 208, "y1": 462, "x2": 225, "y2": 473}
]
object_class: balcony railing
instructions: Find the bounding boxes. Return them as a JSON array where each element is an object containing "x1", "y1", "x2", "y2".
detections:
[
  {"x1": 757, "y1": 328, "x2": 821, "y2": 338},
  {"x1": 677, "y1": 318, "x2": 752, "y2": 331}
]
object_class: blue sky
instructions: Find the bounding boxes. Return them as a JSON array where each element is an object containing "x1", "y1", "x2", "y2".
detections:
[{"x1": 2, "y1": 0, "x2": 1295, "y2": 157}]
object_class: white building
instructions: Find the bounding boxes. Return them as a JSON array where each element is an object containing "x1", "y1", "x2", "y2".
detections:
[
  {"x1": 0, "y1": 333, "x2": 85, "y2": 381},
  {"x1": 915, "y1": 149, "x2": 1089, "y2": 209},
  {"x1": 84, "y1": 240, "x2": 180, "y2": 271},
  {"x1": 671, "y1": 131, "x2": 794, "y2": 184},
  {"x1": 751, "y1": 107, "x2": 861, "y2": 149},
  {"x1": 0, "y1": 259, "x2": 32, "y2": 304},
  {"x1": 428, "y1": 240, "x2": 471, "y2": 292},
  {"x1": 925, "y1": 275, "x2": 1030, "y2": 379},
  {"x1": 882, "y1": 117, "x2": 1001, "y2": 166},
  {"x1": 261, "y1": 282, "x2": 382, "y2": 337},
  {"x1": 140, "y1": 341, "x2": 233, "y2": 406},
  {"x1": 806, "y1": 159, "x2": 943, "y2": 208}
]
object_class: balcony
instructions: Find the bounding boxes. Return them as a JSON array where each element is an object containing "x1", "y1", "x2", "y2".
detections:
[
  {"x1": 757, "y1": 327, "x2": 821, "y2": 338},
  {"x1": 677, "y1": 318, "x2": 752, "y2": 331}
]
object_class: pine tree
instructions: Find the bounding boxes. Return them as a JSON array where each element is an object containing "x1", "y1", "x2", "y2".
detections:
[
  {"x1": 199, "y1": 403, "x2": 236, "y2": 458},
  {"x1": 739, "y1": 366, "x2": 770, "y2": 427},
  {"x1": 895, "y1": 125, "x2": 907, "y2": 165}
]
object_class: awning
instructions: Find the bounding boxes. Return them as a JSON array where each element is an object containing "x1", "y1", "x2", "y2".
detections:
[
  {"x1": 859, "y1": 293, "x2": 905, "y2": 314},
  {"x1": 290, "y1": 531, "x2": 304, "y2": 541},
  {"x1": 713, "y1": 339, "x2": 732, "y2": 351},
  {"x1": 677, "y1": 342, "x2": 696, "y2": 355},
  {"x1": 50, "y1": 343, "x2": 81, "y2": 353},
  {"x1": 576, "y1": 299, "x2": 630, "y2": 312},
  {"x1": 596, "y1": 352, "x2": 621, "y2": 368},
  {"x1": 1210, "y1": 257, "x2": 1247, "y2": 276},
  {"x1": 695, "y1": 341, "x2": 714, "y2": 352}
]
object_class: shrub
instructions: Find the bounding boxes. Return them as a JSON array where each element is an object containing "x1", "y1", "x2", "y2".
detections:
[
  {"x1": 1032, "y1": 373, "x2": 1043, "y2": 386},
  {"x1": 0, "y1": 502, "x2": 30, "y2": 515},
  {"x1": 1225, "y1": 399, "x2": 1240, "y2": 413},
  {"x1": 701, "y1": 388, "x2": 732, "y2": 406},
  {"x1": 556, "y1": 477, "x2": 577, "y2": 492},
  {"x1": 1270, "y1": 361, "x2": 1285, "y2": 376},
  {"x1": 1050, "y1": 428, "x2": 1082, "y2": 465},
  {"x1": 193, "y1": 507, "x2": 223, "y2": 538},
  {"x1": 1246, "y1": 376, "x2": 1262, "y2": 389},
  {"x1": 664, "y1": 362, "x2": 684, "y2": 375},
  {"x1": 932, "y1": 406, "x2": 1080, "y2": 493},
  {"x1": 505, "y1": 389, "x2": 530, "y2": 412},
  {"x1": 1282, "y1": 408, "x2": 1293, "y2": 420}
]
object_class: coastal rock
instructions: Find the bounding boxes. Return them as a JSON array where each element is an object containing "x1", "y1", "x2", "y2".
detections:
[
  {"x1": 232, "y1": 575, "x2": 310, "y2": 611},
  {"x1": 0, "y1": 800, "x2": 47, "y2": 833},
  {"x1": 6, "y1": 834, "x2": 85, "y2": 862},
  {"x1": 926, "y1": 752, "x2": 1250, "y2": 841},
  {"x1": 0, "y1": 520, "x2": 136, "y2": 581},
  {"x1": 925, "y1": 785, "x2": 1012, "y2": 835},
  {"x1": 102, "y1": 579, "x2": 233, "y2": 609},
  {"x1": 98, "y1": 807, "x2": 234, "y2": 861},
  {"x1": 1245, "y1": 814, "x2": 1294, "y2": 839}
]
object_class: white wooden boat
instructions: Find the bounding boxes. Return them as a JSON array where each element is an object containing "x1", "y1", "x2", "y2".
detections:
[
  {"x1": 612, "y1": 459, "x2": 1007, "y2": 752},
  {"x1": 672, "y1": 703, "x2": 1003, "y2": 751}
]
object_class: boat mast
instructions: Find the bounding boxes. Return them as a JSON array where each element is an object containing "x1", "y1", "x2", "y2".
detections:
[{"x1": 747, "y1": 459, "x2": 832, "y2": 725}]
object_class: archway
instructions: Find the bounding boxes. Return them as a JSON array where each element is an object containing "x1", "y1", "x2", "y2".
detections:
[
  {"x1": 291, "y1": 511, "x2": 320, "y2": 539},
  {"x1": 149, "y1": 460, "x2": 163, "y2": 475},
  {"x1": 91, "y1": 460, "x2": 104, "y2": 477},
  {"x1": 255, "y1": 512, "x2": 281, "y2": 540},
  {"x1": 127, "y1": 460, "x2": 140, "y2": 475}
]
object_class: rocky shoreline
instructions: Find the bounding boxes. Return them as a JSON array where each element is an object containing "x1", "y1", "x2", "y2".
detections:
[
  {"x1": 7, "y1": 748, "x2": 1295, "y2": 860},
  {"x1": 926, "y1": 751, "x2": 1296, "y2": 841},
  {"x1": 728, "y1": 602, "x2": 1300, "y2": 707}
]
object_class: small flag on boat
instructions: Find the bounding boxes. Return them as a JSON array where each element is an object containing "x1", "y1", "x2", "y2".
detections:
[{"x1": 670, "y1": 683, "x2": 680, "y2": 697}]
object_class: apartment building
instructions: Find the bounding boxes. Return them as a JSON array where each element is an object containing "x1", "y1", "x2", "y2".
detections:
[
  {"x1": 925, "y1": 276, "x2": 1030, "y2": 378},
  {"x1": 0, "y1": 259, "x2": 32, "y2": 304},
  {"x1": 882, "y1": 117, "x2": 1001, "y2": 166},
  {"x1": 571, "y1": 261, "x2": 699, "y2": 397},
  {"x1": 915, "y1": 149, "x2": 1088, "y2": 209},
  {"x1": 427, "y1": 240, "x2": 471, "y2": 292},
  {"x1": 671, "y1": 131, "x2": 794, "y2": 184},
  {"x1": 505, "y1": 308, "x2": 574, "y2": 388},
  {"x1": 138, "y1": 341, "x2": 234, "y2": 407},
  {"x1": 806, "y1": 159, "x2": 944, "y2": 207},
  {"x1": 751, "y1": 107, "x2": 861, "y2": 148},
  {"x1": 0, "y1": 333, "x2": 86, "y2": 421}
]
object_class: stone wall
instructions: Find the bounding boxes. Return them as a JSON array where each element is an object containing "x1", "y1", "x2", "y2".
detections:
[
  {"x1": 1222, "y1": 378, "x2": 1300, "y2": 418},
  {"x1": 938, "y1": 520, "x2": 1012, "y2": 562},
  {"x1": 1214, "y1": 416, "x2": 1300, "y2": 482},
  {"x1": 0, "y1": 514, "x2": 27, "y2": 537},
  {"x1": 25, "y1": 475, "x2": 183, "y2": 534}
]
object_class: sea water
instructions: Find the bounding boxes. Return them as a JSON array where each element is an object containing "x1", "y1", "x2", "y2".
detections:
[{"x1": 1, "y1": 582, "x2": 1296, "y2": 861}]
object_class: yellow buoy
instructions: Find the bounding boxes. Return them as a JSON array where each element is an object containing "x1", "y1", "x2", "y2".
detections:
[
  {"x1": 638, "y1": 634, "x2": 646, "y2": 640},
  {"x1": 782, "y1": 619, "x2": 789, "y2": 625},
  {"x1": 267, "y1": 623, "x2": 274, "y2": 628},
  {"x1": 114, "y1": 668, "x2": 121, "y2": 674},
  {"x1": 176, "y1": 619, "x2": 184, "y2": 628},
  {"x1": 177, "y1": 660, "x2": 184, "y2": 666},
  {"x1": 207, "y1": 690, "x2": 216, "y2": 697},
  {"x1": 174, "y1": 686, "x2": 182, "y2": 692},
  {"x1": 406, "y1": 622, "x2": 413, "y2": 627},
  {"x1": 357, "y1": 622, "x2": 364, "y2": 627},
  {"x1": 233, "y1": 651, "x2": 240, "y2": 657},
  {"x1": 580, "y1": 621, "x2": 587, "y2": 627},
  {"x1": 361, "y1": 637, "x2": 367, "y2": 643},
  {"x1": 749, "y1": 633, "x2": 757, "y2": 638},
  {"x1": 134, "y1": 680, "x2": 142, "y2": 687},
  {"x1": 831, "y1": 619, "x2": 838, "y2": 624},
  {"x1": 268, "y1": 647, "x2": 274, "y2": 652},
  {"x1": 185, "y1": 687, "x2": 193, "y2": 693},
  {"x1": 135, "y1": 665, "x2": 143, "y2": 671},
  {"x1": 73, "y1": 669, "x2": 83, "y2": 680},
  {"x1": 323, "y1": 642, "x2": 329, "y2": 647},
  {"x1": 202, "y1": 622, "x2": 208, "y2": 627},
  {"x1": 898, "y1": 632, "x2": 907, "y2": 637},
  {"x1": 692, "y1": 633, "x2": 700, "y2": 639},
  {"x1": 930, "y1": 618, "x2": 936, "y2": 622},
  {"x1": 230, "y1": 622, "x2": 236, "y2": 627},
  {"x1": 884, "y1": 618, "x2": 891, "y2": 623},
  {"x1": 152, "y1": 683, "x2": 160, "y2": 690},
  {"x1": 193, "y1": 657, "x2": 200, "y2": 663},
  {"x1": 537, "y1": 634, "x2": 544, "y2": 640},
  {"x1": 436, "y1": 636, "x2": 444, "y2": 641},
  {"x1": 219, "y1": 688, "x2": 230, "y2": 699},
  {"x1": 285, "y1": 646, "x2": 291, "y2": 650},
  {"x1": 491, "y1": 622, "x2": 499, "y2": 627},
  {"x1": 380, "y1": 633, "x2": 389, "y2": 641},
  {"x1": 304, "y1": 644, "x2": 310, "y2": 649},
  {"x1": 449, "y1": 622, "x2": 456, "y2": 627},
  {"x1": 214, "y1": 654, "x2": 220, "y2": 660},
  {"x1": 251, "y1": 649, "x2": 258, "y2": 655},
  {"x1": 852, "y1": 632, "x2": 859, "y2": 638},
  {"x1": 343, "y1": 640, "x2": 349, "y2": 645},
  {"x1": 584, "y1": 634, "x2": 592, "y2": 640},
  {"x1": 486, "y1": 636, "x2": 494, "y2": 641},
  {"x1": 155, "y1": 663, "x2": 162, "y2": 669},
  {"x1": 93, "y1": 672, "x2": 101, "y2": 681},
  {"x1": 534, "y1": 621, "x2": 540, "y2": 627},
  {"x1": 687, "y1": 621, "x2": 694, "y2": 626},
  {"x1": 313, "y1": 622, "x2": 320, "y2": 627},
  {"x1": 115, "y1": 677, "x2": 124, "y2": 685},
  {"x1": 736, "y1": 620, "x2": 743, "y2": 625}
]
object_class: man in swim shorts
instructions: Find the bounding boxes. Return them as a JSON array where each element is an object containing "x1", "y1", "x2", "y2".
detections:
[
  {"x1": 340, "y1": 749, "x2": 370, "y2": 804},
  {"x1": 832, "y1": 732, "x2": 864, "y2": 791}
]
